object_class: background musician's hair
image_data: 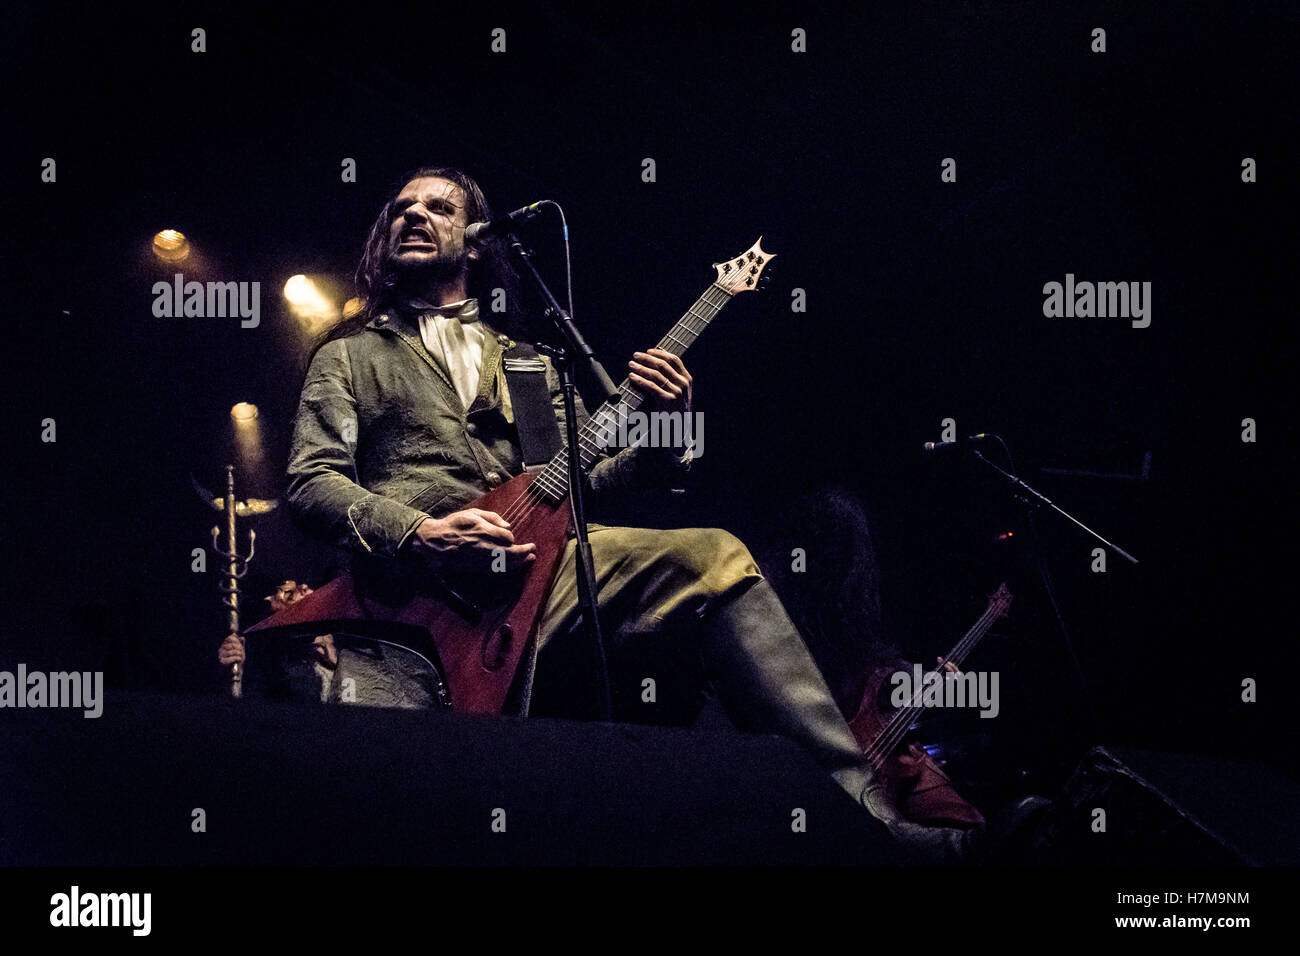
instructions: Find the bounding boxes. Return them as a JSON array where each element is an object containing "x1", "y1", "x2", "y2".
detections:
[{"x1": 764, "y1": 485, "x2": 900, "y2": 717}]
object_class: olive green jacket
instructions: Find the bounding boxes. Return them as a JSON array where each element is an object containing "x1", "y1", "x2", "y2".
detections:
[{"x1": 285, "y1": 307, "x2": 684, "y2": 559}]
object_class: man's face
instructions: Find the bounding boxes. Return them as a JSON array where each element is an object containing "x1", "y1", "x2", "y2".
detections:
[{"x1": 386, "y1": 176, "x2": 476, "y2": 280}]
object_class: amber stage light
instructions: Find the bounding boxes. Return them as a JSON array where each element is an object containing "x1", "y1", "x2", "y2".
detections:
[
  {"x1": 152, "y1": 229, "x2": 191, "y2": 263},
  {"x1": 283, "y1": 274, "x2": 341, "y2": 331}
]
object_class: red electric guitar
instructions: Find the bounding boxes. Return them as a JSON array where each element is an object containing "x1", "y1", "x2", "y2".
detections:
[
  {"x1": 248, "y1": 239, "x2": 775, "y2": 713},
  {"x1": 847, "y1": 583, "x2": 1013, "y2": 827}
]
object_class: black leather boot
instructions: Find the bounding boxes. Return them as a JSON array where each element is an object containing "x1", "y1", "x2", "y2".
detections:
[{"x1": 702, "y1": 578, "x2": 979, "y2": 864}]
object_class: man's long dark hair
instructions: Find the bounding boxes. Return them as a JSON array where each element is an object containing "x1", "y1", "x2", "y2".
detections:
[{"x1": 310, "y1": 166, "x2": 527, "y2": 362}]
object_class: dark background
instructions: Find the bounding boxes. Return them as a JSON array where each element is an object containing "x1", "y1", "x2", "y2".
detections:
[{"x1": 3, "y1": 1, "x2": 1294, "y2": 792}]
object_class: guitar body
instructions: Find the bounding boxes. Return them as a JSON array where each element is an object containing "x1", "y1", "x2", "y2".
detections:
[
  {"x1": 848, "y1": 666, "x2": 928, "y2": 785},
  {"x1": 247, "y1": 471, "x2": 573, "y2": 714},
  {"x1": 849, "y1": 667, "x2": 986, "y2": 829}
]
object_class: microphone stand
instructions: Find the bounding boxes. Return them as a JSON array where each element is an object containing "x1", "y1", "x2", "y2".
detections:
[
  {"x1": 972, "y1": 451, "x2": 1139, "y2": 566},
  {"x1": 504, "y1": 232, "x2": 619, "y2": 720},
  {"x1": 971, "y1": 448, "x2": 1140, "y2": 736}
]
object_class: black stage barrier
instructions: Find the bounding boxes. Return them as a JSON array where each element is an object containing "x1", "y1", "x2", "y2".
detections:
[{"x1": 0, "y1": 690, "x2": 900, "y2": 866}]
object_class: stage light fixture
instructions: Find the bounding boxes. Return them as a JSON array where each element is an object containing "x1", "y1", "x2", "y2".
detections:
[
  {"x1": 283, "y1": 274, "x2": 340, "y2": 331},
  {"x1": 152, "y1": 229, "x2": 191, "y2": 263}
]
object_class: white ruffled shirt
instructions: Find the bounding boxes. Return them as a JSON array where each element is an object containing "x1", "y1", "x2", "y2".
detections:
[{"x1": 408, "y1": 297, "x2": 486, "y2": 411}]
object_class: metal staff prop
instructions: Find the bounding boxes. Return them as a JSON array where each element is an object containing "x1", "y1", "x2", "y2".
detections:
[{"x1": 195, "y1": 466, "x2": 276, "y2": 697}]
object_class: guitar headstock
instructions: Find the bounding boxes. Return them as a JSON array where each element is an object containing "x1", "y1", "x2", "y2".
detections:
[
  {"x1": 987, "y1": 582, "x2": 1014, "y2": 620},
  {"x1": 713, "y1": 238, "x2": 775, "y2": 295}
]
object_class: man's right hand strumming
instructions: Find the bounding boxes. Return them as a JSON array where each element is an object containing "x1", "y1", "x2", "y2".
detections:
[{"x1": 409, "y1": 508, "x2": 537, "y2": 573}]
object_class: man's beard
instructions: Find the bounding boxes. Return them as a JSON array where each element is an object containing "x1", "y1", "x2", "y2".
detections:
[{"x1": 387, "y1": 243, "x2": 467, "y2": 283}]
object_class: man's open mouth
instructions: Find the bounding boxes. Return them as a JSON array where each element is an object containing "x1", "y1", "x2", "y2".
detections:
[{"x1": 400, "y1": 226, "x2": 435, "y2": 245}]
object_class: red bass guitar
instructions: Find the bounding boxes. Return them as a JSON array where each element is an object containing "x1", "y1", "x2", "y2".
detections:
[{"x1": 848, "y1": 583, "x2": 1013, "y2": 828}]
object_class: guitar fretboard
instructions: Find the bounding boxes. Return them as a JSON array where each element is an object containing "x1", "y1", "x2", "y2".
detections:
[
  {"x1": 865, "y1": 588, "x2": 1011, "y2": 764},
  {"x1": 529, "y1": 282, "x2": 732, "y2": 504}
]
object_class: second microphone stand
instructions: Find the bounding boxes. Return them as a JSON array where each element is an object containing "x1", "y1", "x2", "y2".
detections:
[{"x1": 971, "y1": 445, "x2": 1140, "y2": 736}]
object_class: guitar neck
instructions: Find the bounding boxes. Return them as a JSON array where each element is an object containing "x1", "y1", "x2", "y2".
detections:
[
  {"x1": 865, "y1": 583, "x2": 1011, "y2": 764},
  {"x1": 532, "y1": 282, "x2": 733, "y2": 503},
  {"x1": 935, "y1": 611, "x2": 998, "y2": 675}
]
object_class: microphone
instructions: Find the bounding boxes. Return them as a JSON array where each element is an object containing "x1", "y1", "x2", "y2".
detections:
[
  {"x1": 464, "y1": 201, "x2": 547, "y2": 243},
  {"x1": 922, "y1": 433, "x2": 998, "y2": 458}
]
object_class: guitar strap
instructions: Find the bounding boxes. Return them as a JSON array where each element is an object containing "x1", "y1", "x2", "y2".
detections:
[{"x1": 501, "y1": 341, "x2": 563, "y2": 469}]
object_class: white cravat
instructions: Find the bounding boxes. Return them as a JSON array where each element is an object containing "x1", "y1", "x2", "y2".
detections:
[{"x1": 411, "y1": 297, "x2": 486, "y2": 410}]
